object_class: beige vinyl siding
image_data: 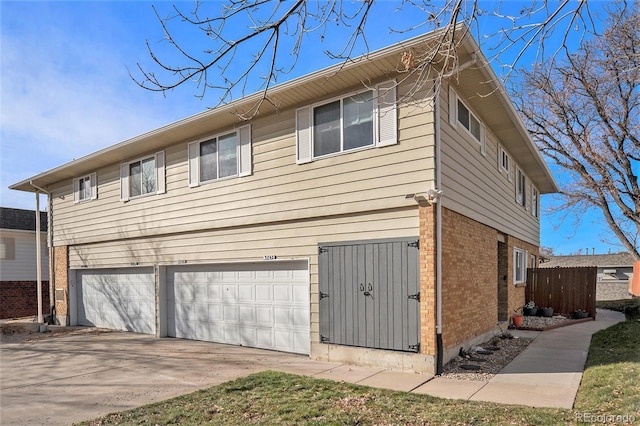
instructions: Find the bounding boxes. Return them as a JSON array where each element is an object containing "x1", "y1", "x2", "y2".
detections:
[
  {"x1": 67, "y1": 208, "x2": 419, "y2": 342},
  {"x1": 50, "y1": 81, "x2": 436, "y2": 247},
  {"x1": 0, "y1": 230, "x2": 49, "y2": 281},
  {"x1": 440, "y1": 83, "x2": 540, "y2": 245}
]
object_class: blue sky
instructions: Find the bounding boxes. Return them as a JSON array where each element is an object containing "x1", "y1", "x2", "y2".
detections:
[{"x1": 0, "y1": 1, "x2": 626, "y2": 255}]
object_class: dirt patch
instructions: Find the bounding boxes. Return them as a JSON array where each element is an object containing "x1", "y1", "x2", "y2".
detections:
[{"x1": 0, "y1": 319, "x2": 114, "y2": 343}]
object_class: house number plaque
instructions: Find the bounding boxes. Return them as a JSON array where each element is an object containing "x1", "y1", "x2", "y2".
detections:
[{"x1": 263, "y1": 255, "x2": 277, "y2": 260}]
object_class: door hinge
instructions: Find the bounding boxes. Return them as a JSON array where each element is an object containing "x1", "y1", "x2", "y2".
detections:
[
  {"x1": 408, "y1": 240, "x2": 420, "y2": 249},
  {"x1": 318, "y1": 246, "x2": 328, "y2": 255},
  {"x1": 320, "y1": 291, "x2": 330, "y2": 299},
  {"x1": 320, "y1": 335, "x2": 330, "y2": 343},
  {"x1": 409, "y1": 343, "x2": 420, "y2": 352},
  {"x1": 408, "y1": 292, "x2": 420, "y2": 302}
]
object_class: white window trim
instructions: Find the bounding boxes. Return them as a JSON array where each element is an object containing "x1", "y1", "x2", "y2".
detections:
[
  {"x1": 296, "y1": 80, "x2": 397, "y2": 164},
  {"x1": 448, "y1": 85, "x2": 486, "y2": 154},
  {"x1": 516, "y1": 167, "x2": 527, "y2": 209},
  {"x1": 73, "y1": 172, "x2": 97, "y2": 204},
  {"x1": 120, "y1": 151, "x2": 165, "y2": 202},
  {"x1": 531, "y1": 186, "x2": 539, "y2": 218},
  {"x1": 514, "y1": 247, "x2": 528, "y2": 284},
  {"x1": 498, "y1": 145, "x2": 513, "y2": 181},
  {"x1": 187, "y1": 125, "x2": 251, "y2": 188}
]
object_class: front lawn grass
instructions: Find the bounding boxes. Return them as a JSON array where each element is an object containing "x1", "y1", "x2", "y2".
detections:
[
  {"x1": 574, "y1": 319, "x2": 640, "y2": 417},
  {"x1": 80, "y1": 318, "x2": 639, "y2": 426},
  {"x1": 81, "y1": 372, "x2": 570, "y2": 425}
]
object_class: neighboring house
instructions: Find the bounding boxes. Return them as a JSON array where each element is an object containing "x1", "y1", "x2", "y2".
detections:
[
  {"x1": 0, "y1": 207, "x2": 49, "y2": 319},
  {"x1": 540, "y1": 252, "x2": 635, "y2": 301},
  {"x1": 9, "y1": 27, "x2": 557, "y2": 374}
]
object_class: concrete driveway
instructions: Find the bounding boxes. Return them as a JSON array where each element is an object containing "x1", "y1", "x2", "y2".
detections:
[{"x1": 0, "y1": 331, "x2": 340, "y2": 425}]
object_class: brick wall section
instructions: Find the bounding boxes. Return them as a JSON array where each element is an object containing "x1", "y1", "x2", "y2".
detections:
[
  {"x1": 0, "y1": 281, "x2": 50, "y2": 319},
  {"x1": 419, "y1": 203, "x2": 437, "y2": 355},
  {"x1": 440, "y1": 207, "x2": 498, "y2": 350},
  {"x1": 53, "y1": 245, "x2": 69, "y2": 316}
]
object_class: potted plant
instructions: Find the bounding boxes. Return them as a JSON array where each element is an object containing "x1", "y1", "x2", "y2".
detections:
[
  {"x1": 523, "y1": 301, "x2": 538, "y2": 316},
  {"x1": 573, "y1": 309, "x2": 589, "y2": 319},
  {"x1": 541, "y1": 306, "x2": 554, "y2": 317},
  {"x1": 512, "y1": 307, "x2": 524, "y2": 327}
]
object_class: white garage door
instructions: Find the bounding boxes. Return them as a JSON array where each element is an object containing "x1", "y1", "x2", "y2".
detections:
[
  {"x1": 166, "y1": 261, "x2": 310, "y2": 354},
  {"x1": 76, "y1": 268, "x2": 156, "y2": 334}
]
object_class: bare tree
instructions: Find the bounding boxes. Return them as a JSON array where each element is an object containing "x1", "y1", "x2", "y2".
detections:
[
  {"x1": 514, "y1": 4, "x2": 640, "y2": 259},
  {"x1": 132, "y1": 0, "x2": 598, "y2": 114}
]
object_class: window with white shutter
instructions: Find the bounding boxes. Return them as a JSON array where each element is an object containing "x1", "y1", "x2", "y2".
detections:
[
  {"x1": 187, "y1": 126, "x2": 252, "y2": 187},
  {"x1": 73, "y1": 173, "x2": 97, "y2": 203},
  {"x1": 295, "y1": 80, "x2": 398, "y2": 163},
  {"x1": 120, "y1": 152, "x2": 165, "y2": 202}
]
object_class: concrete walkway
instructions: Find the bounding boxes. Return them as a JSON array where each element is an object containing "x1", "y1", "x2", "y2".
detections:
[{"x1": 412, "y1": 309, "x2": 626, "y2": 408}]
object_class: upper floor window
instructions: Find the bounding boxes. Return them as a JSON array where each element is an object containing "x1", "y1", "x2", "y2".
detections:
[
  {"x1": 296, "y1": 81, "x2": 398, "y2": 164},
  {"x1": 457, "y1": 100, "x2": 481, "y2": 141},
  {"x1": 532, "y1": 187, "x2": 539, "y2": 218},
  {"x1": 449, "y1": 85, "x2": 485, "y2": 154},
  {"x1": 188, "y1": 125, "x2": 252, "y2": 187},
  {"x1": 73, "y1": 173, "x2": 97, "y2": 203},
  {"x1": 516, "y1": 168, "x2": 527, "y2": 208},
  {"x1": 499, "y1": 146, "x2": 512, "y2": 179},
  {"x1": 313, "y1": 90, "x2": 374, "y2": 157},
  {"x1": 120, "y1": 152, "x2": 165, "y2": 202}
]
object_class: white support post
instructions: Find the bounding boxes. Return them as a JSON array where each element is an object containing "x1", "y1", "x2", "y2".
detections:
[{"x1": 35, "y1": 191, "x2": 43, "y2": 324}]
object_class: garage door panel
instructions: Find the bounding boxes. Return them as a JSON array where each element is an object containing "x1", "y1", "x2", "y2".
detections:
[
  {"x1": 293, "y1": 286, "x2": 309, "y2": 303},
  {"x1": 209, "y1": 305, "x2": 223, "y2": 321},
  {"x1": 255, "y1": 285, "x2": 271, "y2": 302},
  {"x1": 224, "y1": 305, "x2": 238, "y2": 321},
  {"x1": 167, "y1": 261, "x2": 310, "y2": 354},
  {"x1": 224, "y1": 325, "x2": 240, "y2": 344},
  {"x1": 256, "y1": 306, "x2": 272, "y2": 323},
  {"x1": 239, "y1": 306, "x2": 256, "y2": 323},
  {"x1": 274, "y1": 308, "x2": 292, "y2": 326},
  {"x1": 238, "y1": 285, "x2": 254, "y2": 301},
  {"x1": 77, "y1": 268, "x2": 155, "y2": 335},
  {"x1": 255, "y1": 329, "x2": 273, "y2": 348},
  {"x1": 223, "y1": 285, "x2": 238, "y2": 301},
  {"x1": 208, "y1": 285, "x2": 222, "y2": 300},
  {"x1": 273, "y1": 285, "x2": 290, "y2": 302}
]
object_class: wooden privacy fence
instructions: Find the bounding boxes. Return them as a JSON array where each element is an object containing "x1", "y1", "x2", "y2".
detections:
[{"x1": 526, "y1": 267, "x2": 597, "y2": 319}]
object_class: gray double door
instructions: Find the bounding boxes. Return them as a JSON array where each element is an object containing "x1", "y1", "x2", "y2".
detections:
[{"x1": 318, "y1": 237, "x2": 420, "y2": 353}]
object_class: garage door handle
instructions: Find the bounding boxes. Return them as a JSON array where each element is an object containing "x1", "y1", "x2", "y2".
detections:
[{"x1": 363, "y1": 283, "x2": 373, "y2": 297}]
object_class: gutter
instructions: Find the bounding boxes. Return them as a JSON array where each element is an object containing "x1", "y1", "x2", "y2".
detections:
[{"x1": 29, "y1": 181, "x2": 53, "y2": 324}]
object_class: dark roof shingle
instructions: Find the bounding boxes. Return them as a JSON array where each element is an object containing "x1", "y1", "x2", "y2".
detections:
[
  {"x1": 0, "y1": 207, "x2": 47, "y2": 232},
  {"x1": 540, "y1": 252, "x2": 636, "y2": 268}
]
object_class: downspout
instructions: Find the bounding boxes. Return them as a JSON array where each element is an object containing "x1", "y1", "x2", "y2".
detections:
[
  {"x1": 434, "y1": 88, "x2": 444, "y2": 375},
  {"x1": 29, "y1": 181, "x2": 51, "y2": 324}
]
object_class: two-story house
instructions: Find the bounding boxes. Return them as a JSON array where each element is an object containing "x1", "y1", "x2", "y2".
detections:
[{"x1": 10, "y1": 27, "x2": 557, "y2": 374}]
